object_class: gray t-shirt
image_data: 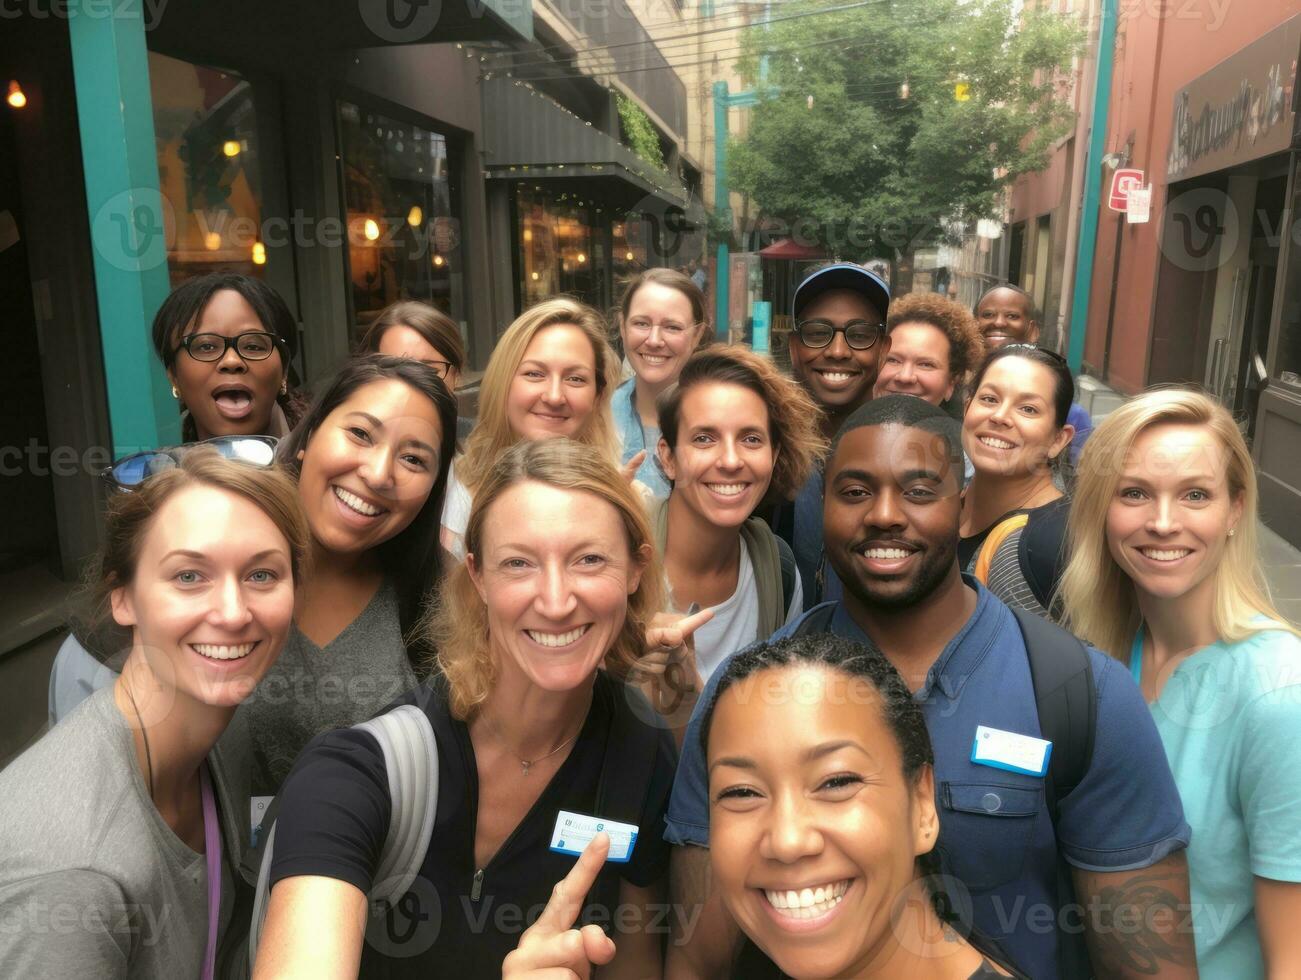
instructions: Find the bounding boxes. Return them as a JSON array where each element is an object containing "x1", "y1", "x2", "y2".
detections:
[
  {"x1": 0, "y1": 688, "x2": 233, "y2": 979},
  {"x1": 235, "y1": 581, "x2": 416, "y2": 792}
]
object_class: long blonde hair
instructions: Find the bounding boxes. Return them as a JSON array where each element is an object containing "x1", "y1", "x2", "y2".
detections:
[
  {"x1": 458, "y1": 298, "x2": 621, "y2": 494},
  {"x1": 425, "y1": 438, "x2": 665, "y2": 720},
  {"x1": 1060, "y1": 388, "x2": 1297, "y2": 660}
]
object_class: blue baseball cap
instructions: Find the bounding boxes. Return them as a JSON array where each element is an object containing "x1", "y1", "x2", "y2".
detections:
[{"x1": 792, "y1": 263, "x2": 891, "y2": 320}]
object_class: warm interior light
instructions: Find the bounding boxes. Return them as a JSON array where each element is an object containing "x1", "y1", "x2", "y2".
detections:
[
  {"x1": 523, "y1": 228, "x2": 533, "y2": 242},
  {"x1": 432, "y1": 254, "x2": 444, "y2": 267},
  {"x1": 251, "y1": 241, "x2": 267, "y2": 265},
  {"x1": 531, "y1": 271, "x2": 539, "y2": 280},
  {"x1": 407, "y1": 205, "x2": 423, "y2": 228},
  {"x1": 625, "y1": 251, "x2": 634, "y2": 261},
  {"x1": 6, "y1": 81, "x2": 26, "y2": 109},
  {"x1": 204, "y1": 232, "x2": 222, "y2": 251},
  {"x1": 576, "y1": 252, "x2": 586, "y2": 264},
  {"x1": 222, "y1": 140, "x2": 241, "y2": 158},
  {"x1": 364, "y1": 218, "x2": 380, "y2": 241}
]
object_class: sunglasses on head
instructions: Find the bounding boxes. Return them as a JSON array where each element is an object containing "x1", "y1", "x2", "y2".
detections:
[
  {"x1": 100, "y1": 435, "x2": 278, "y2": 492},
  {"x1": 999, "y1": 343, "x2": 1069, "y2": 366}
]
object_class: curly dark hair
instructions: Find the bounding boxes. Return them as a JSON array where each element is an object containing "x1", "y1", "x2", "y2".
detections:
[{"x1": 885, "y1": 292, "x2": 985, "y2": 384}]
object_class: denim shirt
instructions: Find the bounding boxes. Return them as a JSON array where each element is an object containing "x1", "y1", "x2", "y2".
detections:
[
  {"x1": 664, "y1": 579, "x2": 1190, "y2": 980},
  {"x1": 613, "y1": 377, "x2": 671, "y2": 498}
]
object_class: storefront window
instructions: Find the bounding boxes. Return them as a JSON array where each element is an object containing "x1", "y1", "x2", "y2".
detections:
[
  {"x1": 150, "y1": 52, "x2": 265, "y2": 284},
  {"x1": 338, "y1": 102, "x2": 463, "y2": 341},
  {"x1": 517, "y1": 185, "x2": 608, "y2": 310},
  {"x1": 1274, "y1": 158, "x2": 1301, "y2": 389}
]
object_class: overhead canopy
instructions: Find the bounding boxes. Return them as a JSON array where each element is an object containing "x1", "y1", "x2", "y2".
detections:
[{"x1": 759, "y1": 238, "x2": 828, "y2": 260}]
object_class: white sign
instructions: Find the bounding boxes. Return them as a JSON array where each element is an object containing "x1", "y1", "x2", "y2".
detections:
[{"x1": 1126, "y1": 186, "x2": 1152, "y2": 224}]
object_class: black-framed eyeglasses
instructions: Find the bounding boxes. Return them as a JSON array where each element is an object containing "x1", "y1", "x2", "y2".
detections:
[
  {"x1": 794, "y1": 318, "x2": 885, "y2": 350},
  {"x1": 423, "y1": 359, "x2": 454, "y2": 380},
  {"x1": 100, "y1": 435, "x2": 278, "y2": 492},
  {"x1": 175, "y1": 332, "x2": 287, "y2": 363}
]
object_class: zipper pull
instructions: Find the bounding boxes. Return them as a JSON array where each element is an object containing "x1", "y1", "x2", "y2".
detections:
[{"x1": 471, "y1": 868, "x2": 484, "y2": 902}]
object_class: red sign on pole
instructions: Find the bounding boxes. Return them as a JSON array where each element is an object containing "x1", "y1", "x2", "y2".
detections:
[{"x1": 1108, "y1": 168, "x2": 1145, "y2": 211}]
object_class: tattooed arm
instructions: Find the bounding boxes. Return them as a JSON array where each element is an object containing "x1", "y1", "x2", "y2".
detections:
[
  {"x1": 665, "y1": 845, "x2": 741, "y2": 980},
  {"x1": 1071, "y1": 852, "x2": 1198, "y2": 978}
]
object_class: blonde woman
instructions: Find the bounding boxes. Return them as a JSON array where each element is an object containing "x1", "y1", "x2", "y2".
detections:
[
  {"x1": 254, "y1": 439, "x2": 705, "y2": 979},
  {"x1": 1060, "y1": 388, "x2": 1301, "y2": 979},
  {"x1": 440, "y1": 297, "x2": 622, "y2": 559}
]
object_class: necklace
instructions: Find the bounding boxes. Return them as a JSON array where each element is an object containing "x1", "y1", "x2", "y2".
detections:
[
  {"x1": 482, "y1": 714, "x2": 581, "y2": 777},
  {"x1": 124, "y1": 682, "x2": 156, "y2": 802}
]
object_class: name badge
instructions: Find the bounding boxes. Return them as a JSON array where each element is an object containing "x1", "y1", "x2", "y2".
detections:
[
  {"x1": 550, "y1": 810, "x2": 639, "y2": 864},
  {"x1": 970, "y1": 726, "x2": 1052, "y2": 777}
]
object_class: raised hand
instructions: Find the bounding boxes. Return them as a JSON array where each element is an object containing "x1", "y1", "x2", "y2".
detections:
[
  {"x1": 619, "y1": 450, "x2": 648, "y2": 484},
  {"x1": 502, "y1": 834, "x2": 616, "y2": 980}
]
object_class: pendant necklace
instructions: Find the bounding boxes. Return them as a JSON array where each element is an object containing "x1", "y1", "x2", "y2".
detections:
[{"x1": 484, "y1": 715, "x2": 581, "y2": 776}]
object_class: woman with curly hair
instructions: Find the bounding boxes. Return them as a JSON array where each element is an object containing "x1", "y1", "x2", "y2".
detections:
[
  {"x1": 653, "y1": 345, "x2": 825, "y2": 682},
  {"x1": 873, "y1": 291, "x2": 985, "y2": 408}
]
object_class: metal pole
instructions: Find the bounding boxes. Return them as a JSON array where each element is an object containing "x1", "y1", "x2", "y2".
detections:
[
  {"x1": 1065, "y1": 0, "x2": 1119, "y2": 374},
  {"x1": 713, "y1": 79, "x2": 730, "y2": 341}
]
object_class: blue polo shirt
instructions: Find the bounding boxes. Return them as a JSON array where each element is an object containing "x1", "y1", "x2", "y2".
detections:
[{"x1": 664, "y1": 579, "x2": 1190, "y2": 980}]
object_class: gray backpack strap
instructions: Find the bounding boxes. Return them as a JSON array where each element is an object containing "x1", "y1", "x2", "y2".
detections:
[
  {"x1": 245, "y1": 704, "x2": 439, "y2": 974},
  {"x1": 355, "y1": 704, "x2": 440, "y2": 905}
]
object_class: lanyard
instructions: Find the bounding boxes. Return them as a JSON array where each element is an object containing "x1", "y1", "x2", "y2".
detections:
[
  {"x1": 199, "y1": 762, "x2": 221, "y2": 980},
  {"x1": 1129, "y1": 628, "x2": 1144, "y2": 687}
]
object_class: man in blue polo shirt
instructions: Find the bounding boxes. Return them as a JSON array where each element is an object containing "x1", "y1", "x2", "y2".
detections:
[{"x1": 665, "y1": 396, "x2": 1195, "y2": 979}]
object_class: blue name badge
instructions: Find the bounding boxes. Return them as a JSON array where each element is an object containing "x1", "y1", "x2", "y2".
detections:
[
  {"x1": 970, "y1": 725, "x2": 1052, "y2": 778},
  {"x1": 550, "y1": 810, "x2": 639, "y2": 864}
]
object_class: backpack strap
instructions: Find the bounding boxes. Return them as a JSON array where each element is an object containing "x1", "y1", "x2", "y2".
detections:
[
  {"x1": 245, "y1": 704, "x2": 439, "y2": 973},
  {"x1": 1012, "y1": 607, "x2": 1096, "y2": 826},
  {"x1": 739, "y1": 518, "x2": 785, "y2": 638},
  {"x1": 775, "y1": 534, "x2": 797, "y2": 619},
  {"x1": 972, "y1": 513, "x2": 1030, "y2": 585}
]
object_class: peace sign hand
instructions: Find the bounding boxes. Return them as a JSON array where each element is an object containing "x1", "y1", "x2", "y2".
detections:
[
  {"x1": 619, "y1": 450, "x2": 648, "y2": 484},
  {"x1": 502, "y1": 834, "x2": 616, "y2": 980}
]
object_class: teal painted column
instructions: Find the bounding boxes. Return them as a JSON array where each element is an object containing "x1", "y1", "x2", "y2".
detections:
[
  {"x1": 68, "y1": 0, "x2": 179, "y2": 455},
  {"x1": 713, "y1": 80, "x2": 731, "y2": 342},
  {"x1": 1065, "y1": 0, "x2": 1118, "y2": 375}
]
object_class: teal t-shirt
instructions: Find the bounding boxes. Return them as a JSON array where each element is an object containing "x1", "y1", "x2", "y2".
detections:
[{"x1": 1132, "y1": 625, "x2": 1301, "y2": 978}]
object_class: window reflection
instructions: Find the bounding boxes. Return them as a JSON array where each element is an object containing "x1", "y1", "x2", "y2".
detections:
[
  {"x1": 150, "y1": 52, "x2": 264, "y2": 284},
  {"x1": 338, "y1": 101, "x2": 463, "y2": 343}
]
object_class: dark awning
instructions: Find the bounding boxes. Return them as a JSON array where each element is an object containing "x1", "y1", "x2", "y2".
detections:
[{"x1": 759, "y1": 238, "x2": 828, "y2": 260}]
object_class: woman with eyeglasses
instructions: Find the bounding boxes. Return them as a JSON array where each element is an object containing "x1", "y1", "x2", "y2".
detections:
[
  {"x1": 153, "y1": 273, "x2": 305, "y2": 442},
  {"x1": 612, "y1": 268, "x2": 711, "y2": 498},
  {"x1": 958, "y1": 346, "x2": 1076, "y2": 618},
  {"x1": 0, "y1": 451, "x2": 308, "y2": 979},
  {"x1": 357, "y1": 300, "x2": 466, "y2": 392}
]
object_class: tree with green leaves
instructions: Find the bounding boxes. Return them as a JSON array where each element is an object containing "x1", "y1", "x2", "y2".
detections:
[{"x1": 729, "y1": 0, "x2": 1081, "y2": 290}]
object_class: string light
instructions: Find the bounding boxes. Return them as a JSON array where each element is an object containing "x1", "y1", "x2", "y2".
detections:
[
  {"x1": 407, "y1": 205, "x2": 423, "y2": 227},
  {"x1": 222, "y1": 140, "x2": 241, "y2": 158},
  {"x1": 251, "y1": 241, "x2": 267, "y2": 265},
  {"x1": 6, "y1": 81, "x2": 26, "y2": 109},
  {"x1": 364, "y1": 218, "x2": 380, "y2": 241}
]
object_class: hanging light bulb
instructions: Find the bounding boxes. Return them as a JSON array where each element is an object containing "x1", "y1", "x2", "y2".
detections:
[
  {"x1": 407, "y1": 205, "x2": 423, "y2": 228},
  {"x1": 432, "y1": 254, "x2": 444, "y2": 267},
  {"x1": 251, "y1": 241, "x2": 267, "y2": 265},
  {"x1": 6, "y1": 81, "x2": 26, "y2": 109},
  {"x1": 576, "y1": 252, "x2": 586, "y2": 264},
  {"x1": 222, "y1": 140, "x2": 241, "y2": 158},
  {"x1": 625, "y1": 251, "x2": 634, "y2": 261},
  {"x1": 531, "y1": 271, "x2": 540, "y2": 280},
  {"x1": 204, "y1": 232, "x2": 222, "y2": 251},
  {"x1": 364, "y1": 218, "x2": 380, "y2": 241}
]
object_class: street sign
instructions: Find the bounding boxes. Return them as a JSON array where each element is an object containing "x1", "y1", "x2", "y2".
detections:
[
  {"x1": 1108, "y1": 168, "x2": 1144, "y2": 211},
  {"x1": 1126, "y1": 186, "x2": 1152, "y2": 223}
]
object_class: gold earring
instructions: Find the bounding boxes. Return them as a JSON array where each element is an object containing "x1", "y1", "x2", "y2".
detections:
[
  {"x1": 171, "y1": 385, "x2": 179, "y2": 399},
  {"x1": 1228, "y1": 528, "x2": 1236, "y2": 538}
]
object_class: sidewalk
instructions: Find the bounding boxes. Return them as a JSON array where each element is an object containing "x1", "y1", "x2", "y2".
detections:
[{"x1": 1079, "y1": 375, "x2": 1301, "y2": 625}]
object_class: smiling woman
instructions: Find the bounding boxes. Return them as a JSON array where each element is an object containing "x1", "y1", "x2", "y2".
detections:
[
  {"x1": 251, "y1": 439, "x2": 680, "y2": 978},
  {"x1": 700, "y1": 634, "x2": 1025, "y2": 979},
  {"x1": 0, "y1": 452, "x2": 308, "y2": 979}
]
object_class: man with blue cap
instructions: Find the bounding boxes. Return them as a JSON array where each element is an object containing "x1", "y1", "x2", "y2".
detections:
[{"x1": 771, "y1": 262, "x2": 891, "y2": 609}]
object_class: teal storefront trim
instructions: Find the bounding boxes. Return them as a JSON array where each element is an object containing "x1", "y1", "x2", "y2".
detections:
[{"x1": 68, "y1": 0, "x2": 178, "y2": 455}]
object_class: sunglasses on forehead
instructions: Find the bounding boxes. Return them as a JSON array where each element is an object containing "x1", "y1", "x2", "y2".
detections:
[{"x1": 100, "y1": 435, "x2": 278, "y2": 492}]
